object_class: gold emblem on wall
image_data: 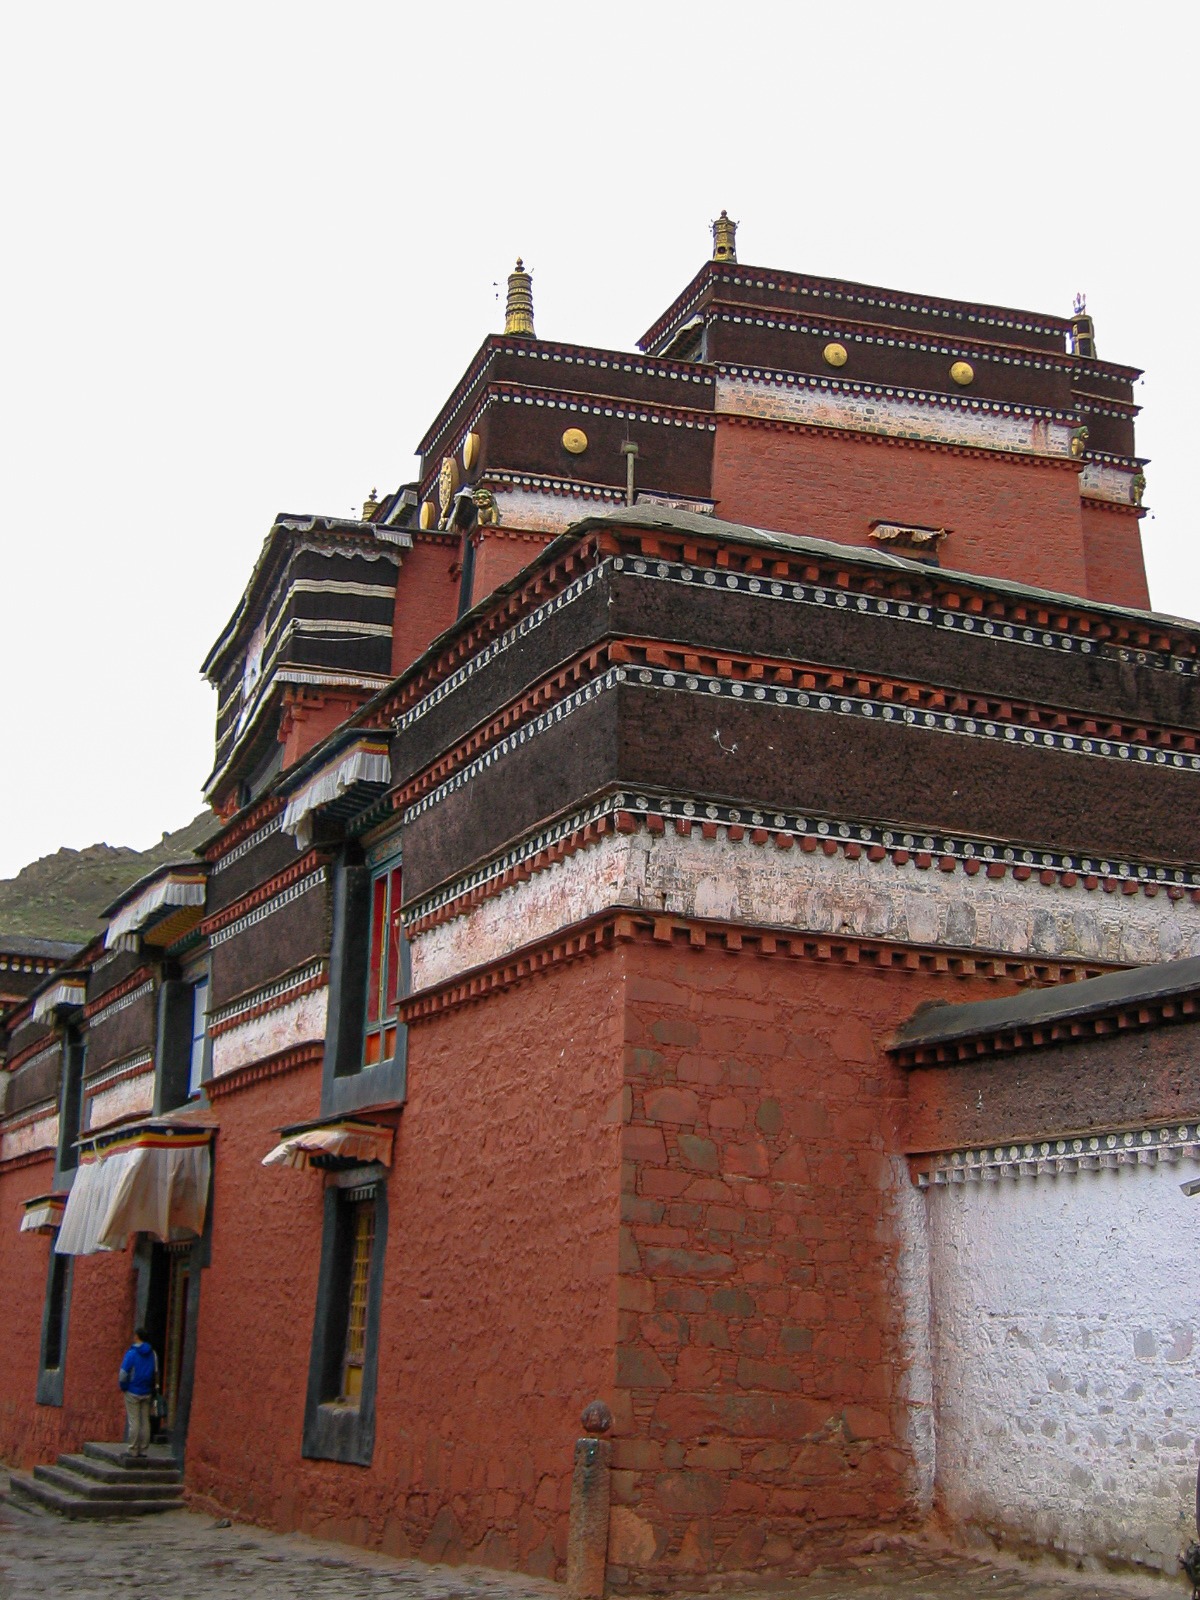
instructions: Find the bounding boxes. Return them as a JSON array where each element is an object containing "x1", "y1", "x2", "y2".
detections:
[
  {"x1": 950, "y1": 360, "x2": 975, "y2": 387},
  {"x1": 437, "y1": 456, "x2": 459, "y2": 528},
  {"x1": 462, "y1": 432, "x2": 480, "y2": 472},
  {"x1": 419, "y1": 499, "x2": 437, "y2": 530},
  {"x1": 823, "y1": 342, "x2": 848, "y2": 368},
  {"x1": 562, "y1": 427, "x2": 588, "y2": 455}
]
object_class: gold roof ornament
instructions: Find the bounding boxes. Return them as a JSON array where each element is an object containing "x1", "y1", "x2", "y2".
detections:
[
  {"x1": 712, "y1": 210, "x2": 737, "y2": 264},
  {"x1": 1071, "y1": 291, "x2": 1097, "y2": 360},
  {"x1": 504, "y1": 258, "x2": 535, "y2": 338},
  {"x1": 362, "y1": 487, "x2": 379, "y2": 521}
]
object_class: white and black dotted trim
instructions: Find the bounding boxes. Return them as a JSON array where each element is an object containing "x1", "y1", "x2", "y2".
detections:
[
  {"x1": 394, "y1": 566, "x2": 604, "y2": 733},
  {"x1": 9, "y1": 1040, "x2": 61, "y2": 1079},
  {"x1": 209, "y1": 869, "x2": 327, "y2": 948},
  {"x1": 494, "y1": 391, "x2": 716, "y2": 432},
  {"x1": 625, "y1": 660, "x2": 1200, "y2": 769},
  {"x1": 210, "y1": 815, "x2": 284, "y2": 874},
  {"x1": 402, "y1": 670, "x2": 623, "y2": 824},
  {"x1": 405, "y1": 788, "x2": 1200, "y2": 926},
  {"x1": 487, "y1": 472, "x2": 626, "y2": 503},
  {"x1": 207, "y1": 959, "x2": 327, "y2": 1028},
  {"x1": 84, "y1": 1050, "x2": 154, "y2": 1094},
  {"x1": 713, "y1": 309, "x2": 1084, "y2": 377},
  {"x1": 717, "y1": 363, "x2": 1075, "y2": 423},
  {"x1": 919, "y1": 1124, "x2": 1200, "y2": 1187},
  {"x1": 420, "y1": 344, "x2": 716, "y2": 460},
  {"x1": 88, "y1": 980, "x2": 155, "y2": 1030},
  {"x1": 401, "y1": 653, "x2": 1199, "y2": 829},
  {"x1": 616, "y1": 556, "x2": 1198, "y2": 679}
]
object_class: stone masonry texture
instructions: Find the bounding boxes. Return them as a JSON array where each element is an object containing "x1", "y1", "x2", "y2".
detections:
[{"x1": 608, "y1": 939, "x2": 1017, "y2": 1587}]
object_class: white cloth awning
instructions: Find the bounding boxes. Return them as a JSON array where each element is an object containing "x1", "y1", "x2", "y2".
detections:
[
  {"x1": 55, "y1": 1125, "x2": 214, "y2": 1255},
  {"x1": 262, "y1": 1118, "x2": 393, "y2": 1172},
  {"x1": 20, "y1": 1195, "x2": 66, "y2": 1235},
  {"x1": 280, "y1": 739, "x2": 391, "y2": 849},
  {"x1": 31, "y1": 981, "x2": 87, "y2": 1024},
  {"x1": 105, "y1": 874, "x2": 207, "y2": 949}
]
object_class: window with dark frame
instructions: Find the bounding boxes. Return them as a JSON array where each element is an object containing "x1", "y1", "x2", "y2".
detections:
[
  {"x1": 188, "y1": 977, "x2": 209, "y2": 1098},
  {"x1": 322, "y1": 844, "x2": 408, "y2": 1116},
  {"x1": 363, "y1": 859, "x2": 405, "y2": 1070},
  {"x1": 37, "y1": 1241, "x2": 73, "y2": 1405},
  {"x1": 43, "y1": 1252, "x2": 69, "y2": 1371},
  {"x1": 303, "y1": 1177, "x2": 386, "y2": 1463},
  {"x1": 340, "y1": 1198, "x2": 376, "y2": 1404}
]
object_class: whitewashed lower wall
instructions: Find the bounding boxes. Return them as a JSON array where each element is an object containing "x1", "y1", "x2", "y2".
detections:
[
  {"x1": 209, "y1": 988, "x2": 328, "y2": 1079},
  {"x1": 85, "y1": 1067, "x2": 154, "y2": 1131},
  {"x1": 0, "y1": 1106, "x2": 58, "y2": 1163},
  {"x1": 926, "y1": 1158, "x2": 1200, "y2": 1572},
  {"x1": 410, "y1": 829, "x2": 1200, "y2": 992}
]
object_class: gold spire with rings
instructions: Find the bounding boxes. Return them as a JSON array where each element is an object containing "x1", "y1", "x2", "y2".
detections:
[
  {"x1": 504, "y1": 259, "x2": 535, "y2": 337},
  {"x1": 1070, "y1": 291, "x2": 1096, "y2": 360},
  {"x1": 712, "y1": 210, "x2": 737, "y2": 263}
]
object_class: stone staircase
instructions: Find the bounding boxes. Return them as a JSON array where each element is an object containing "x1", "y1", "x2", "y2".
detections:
[{"x1": 5, "y1": 1441, "x2": 184, "y2": 1518}]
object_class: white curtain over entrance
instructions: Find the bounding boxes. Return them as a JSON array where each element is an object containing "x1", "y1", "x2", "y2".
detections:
[{"x1": 56, "y1": 1128, "x2": 213, "y2": 1255}]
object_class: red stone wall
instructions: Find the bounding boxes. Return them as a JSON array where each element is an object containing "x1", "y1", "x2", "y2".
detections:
[
  {"x1": 1080, "y1": 505, "x2": 1151, "y2": 611},
  {"x1": 712, "y1": 422, "x2": 1094, "y2": 600},
  {"x1": 391, "y1": 535, "x2": 459, "y2": 678},
  {"x1": 183, "y1": 1060, "x2": 325, "y2": 1528},
  {"x1": 186, "y1": 953, "x2": 623, "y2": 1578},
  {"x1": 0, "y1": 1153, "x2": 136, "y2": 1468},
  {"x1": 366, "y1": 954, "x2": 623, "y2": 1572},
  {"x1": 609, "y1": 939, "x2": 1011, "y2": 1586},
  {"x1": 279, "y1": 691, "x2": 370, "y2": 772},
  {"x1": 469, "y1": 527, "x2": 554, "y2": 610}
]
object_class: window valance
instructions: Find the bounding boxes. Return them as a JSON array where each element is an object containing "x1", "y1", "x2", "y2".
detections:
[
  {"x1": 280, "y1": 738, "x2": 391, "y2": 849},
  {"x1": 55, "y1": 1121, "x2": 215, "y2": 1255},
  {"x1": 262, "y1": 1116, "x2": 394, "y2": 1172}
]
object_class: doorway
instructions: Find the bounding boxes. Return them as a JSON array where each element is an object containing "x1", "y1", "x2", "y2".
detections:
[{"x1": 137, "y1": 1238, "x2": 201, "y2": 1458}]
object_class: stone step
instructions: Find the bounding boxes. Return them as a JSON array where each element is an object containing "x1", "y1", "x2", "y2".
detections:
[
  {"x1": 5, "y1": 1471, "x2": 179, "y2": 1520},
  {"x1": 82, "y1": 1440, "x2": 178, "y2": 1472},
  {"x1": 34, "y1": 1462, "x2": 182, "y2": 1502},
  {"x1": 56, "y1": 1451, "x2": 180, "y2": 1487}
]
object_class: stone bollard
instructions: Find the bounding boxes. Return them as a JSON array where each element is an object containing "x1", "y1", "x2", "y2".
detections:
[{"x1": 565, "y1": 1400, "x2": 613, "y2": 1600}]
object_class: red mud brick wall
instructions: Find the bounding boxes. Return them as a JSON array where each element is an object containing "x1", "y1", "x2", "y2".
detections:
[
  {"x1": 391, "y1": 535, "x2": 460, "y2": 678},
  {"x1": 1080, "y1": 506, "x2": 1151, "y2": 611},
  {"x1": 468, "y1": 528, "x2": 554, "y2": 609},
  {"x1": 712, "y1": 422, "x2": 1092, "y2": 599},
  {"x1": 0, "y1": 1154, "x2": 136, "y2": 1467},
  {"x1": 185, "y1": 956, "x2": 624, "y2": 1580},
  {"x1": 608, "y1": 941, "x2": 1010, "y2": 1588},
  {"x1": 367, "y1": 953, "x2": 624, "y2": 1577},
  {"x1": 183, "y1": 1060, "x2": 326, "y2": 1523}
]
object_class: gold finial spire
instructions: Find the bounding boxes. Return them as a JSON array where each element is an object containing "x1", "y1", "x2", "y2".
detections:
[
  {"x1": 1070, "y1": 291, "x2": 1096, "y2": 359},
  {"x1": 504, "y1": 258, "x2": 535, "y2": 337},
  {"x1": 712, "y1": 210, "x2": 737, "y2": 264},
  {"x1": 362, "y1": 487, "x2": 379, "y2": 521}
]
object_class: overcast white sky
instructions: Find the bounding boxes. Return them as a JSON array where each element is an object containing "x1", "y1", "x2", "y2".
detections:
[{"x1": 1, "y1": 3, "x2": 1195, "y2": 881}]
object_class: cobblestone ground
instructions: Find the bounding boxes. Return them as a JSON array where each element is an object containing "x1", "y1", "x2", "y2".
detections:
[{"x1": 0, "y1": 1479, "x2": 1178, "y2": 1600}]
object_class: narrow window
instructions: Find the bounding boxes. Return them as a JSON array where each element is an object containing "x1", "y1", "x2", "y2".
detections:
[
  {"x1": 363, "y1": 863, "x2": 405, "y2": 1069},
  {"x1": 37, "y1": 1243, "x2": 73, "y2": 1405},
  {"x1": 340, "y1": 1199, "x2": 376, "y2": 1404},
  {"x1": 303, "y1": 1181, "x2": 387, "y2": 1463},
  {"x1": 43, "y1": 1253, "x2": 69, "y2": 1370},
  {"x1": 188, "y1": 978, "x2": 209, "y2": 1098}
]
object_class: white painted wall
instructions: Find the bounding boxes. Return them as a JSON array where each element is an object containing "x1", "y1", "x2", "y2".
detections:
[
  {"x1": 926, "y1": 1157, "x2": 1200, "y2": 1572},
  {"x1": 209, "y1": 987, "x2": 327, "y2": 1080},
  {"x1": 410, "y1": 827, "x2": 1200, "y2": 992}
]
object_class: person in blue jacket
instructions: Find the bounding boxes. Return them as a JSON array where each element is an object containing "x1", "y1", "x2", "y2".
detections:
[{"x1": 118, "y1": 1327, "x2": 158, "y2": 1458}]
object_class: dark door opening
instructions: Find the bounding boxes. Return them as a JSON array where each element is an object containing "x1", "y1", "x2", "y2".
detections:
[{"x1": 141, "y1": 1241, "x2": 195, "y2": 1446}]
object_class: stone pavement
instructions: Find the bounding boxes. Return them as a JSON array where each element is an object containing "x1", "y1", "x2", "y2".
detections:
[{"x1": 0, "y1": 1476, "x2": 1179, "y2": 1600}]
